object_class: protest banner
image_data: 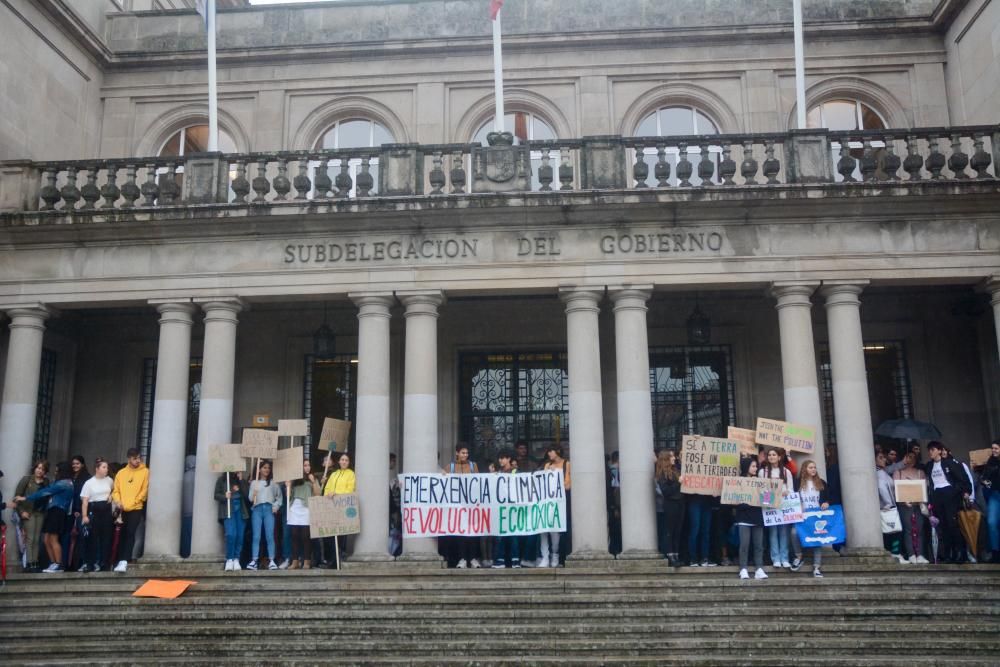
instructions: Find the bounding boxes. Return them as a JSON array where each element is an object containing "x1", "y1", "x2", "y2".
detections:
[
  {"x1": 894, "y1": 479, "x2": 928, "y2": 504},
  {"x1": 720, "y1": 477, "x2": 783, "y2": 509},
  {"x1": 273, "y1": 446, "x2": 304, "y2": 483},
  {"x1": 763, "y1": 492, "x2": 804, "y2": 526},
  {"x1": 240, "y1": 428, "x2": 278, "y2": 459},
  {"x1": 969, "y1": 449, "x2": 992, "y2": 468},
  {"x1": 318, "y1": 417, "x2": 352, "y2": 452},
  {"x1": 679, "y1": 435, "x2": 741, "y2": 496},
  {"x1": 400, "y1": 470, "x2": 566, "y2": 538},
  {"x1": 208, "y1": 444, "x2": 245, "y2": 473},
  {"x1": 308, "y1": 493, "x2": 361, "y2": 539},
  {"x1": 755, "y1": 417, "x2": 816, "y2": 454},
  {"x1": 727, "y1": 427, "x2": 760, "y2": 457},
  {"x1": 277, "y1": 419, "x2": 309, "y2": 437},
  {"x1": 795, "y1": 505, "x2": 846, "y2": 547}
]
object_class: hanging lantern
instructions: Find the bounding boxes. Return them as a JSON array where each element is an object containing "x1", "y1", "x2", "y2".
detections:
[
  {"x1": 686, "y1": 303, "x2": 711, "y2": 345},
  {"x1": 313, "y1": 303, "x2": 336, "y2": 358}
]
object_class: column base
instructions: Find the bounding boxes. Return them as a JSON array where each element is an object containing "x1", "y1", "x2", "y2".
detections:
[
  {"x1": 341, "y1": 552, "x2": 397, "y2": 568},
  {"x1": 836, "y1": 546, "x2": 895, "y2": 566},
  {"x1": 616, "y1": 548, "x2": 666, "y2": 561},
  {"x1": 564, "y1": 550, "x2": 616, "y2": 568},
  {"x1": 397, "y1": 551, "x2": 445, "y2": 568},
  {"x1": 139, "y1": 554, "x2": 189, "y2": 564}
]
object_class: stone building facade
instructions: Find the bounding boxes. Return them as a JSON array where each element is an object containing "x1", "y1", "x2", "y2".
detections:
[{"x1": 1, "y1": 0, "x2": 999, "y2": 562}]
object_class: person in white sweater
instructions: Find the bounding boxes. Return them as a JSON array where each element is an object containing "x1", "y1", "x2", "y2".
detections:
[{"x1": 247, "y1": 461, "x2": 283, "y2": 571}]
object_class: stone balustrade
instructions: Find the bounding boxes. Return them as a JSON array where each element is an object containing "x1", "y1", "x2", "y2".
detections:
[{"x1": 0, "y1": 126, "x2": 997, "y2": 218}]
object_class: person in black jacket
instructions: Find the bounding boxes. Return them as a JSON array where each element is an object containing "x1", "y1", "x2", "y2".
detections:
[
  {"x1": 925, "y1": 441, "x2": 971, "y2": 564},
  {"x1": 735, "y1": 458, "x2": 767, "y2": 580},
  {"x1": 977, "y1": 440, "x2": 1000, "y2": 563},
  {"x1": 654, "y1": 449, "x2": 684, "y2": 566}
]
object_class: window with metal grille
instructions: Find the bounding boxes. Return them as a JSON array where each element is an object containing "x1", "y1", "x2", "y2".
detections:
[
  {"x1": 302, "y1": 354, "x2": 357, "y2": 462},
  {"x1": 649, "y1": 345, "x2": 736, "y2": 452},
  {"x1": 459, "y1": 351, "x2": 569, "y2": 466},
  {"x1": 136, "y1": 358, "x2": 202, "y2": 461},
  {"x1": 819, "y1": 341, "x2": 912, "y2": 447},
  {"x1": 32, "y1": 348, "x2": 57, "y2": 461}
]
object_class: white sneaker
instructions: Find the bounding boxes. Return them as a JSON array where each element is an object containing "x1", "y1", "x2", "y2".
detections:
[
  {"x1": 813, "y1": 567, "x2": 823, "y2": 578},
  {"x1": 43, "y1": 563, "x2": 61, "y2": 573},
  {"x1": 278, "y1": 559, "x2": 290, "y2": 570},
  {"x1": 522, "y1": 559, "x2": 537, "y2": 568},
  {"x1": 739, "y1": 568, "x2": 749, "y2": 579},
  {"x1": 232, "y1": 560, "x2": 242, "y2": 570},
  {"x1": 267, "y1": 560, "x2": 279, "y2": 570},
  {"x1": 470, "y1": 559, "x2": 481, "y2": 569},
  {"x1": 908, "y1": 555, "x2": 918, "y2": 564},
  {"x1": 224, "y1": 559, "x2": 234, "y2": 572},
  {"x1": 550, "y1": 556, "x2": 560, "y2": 568},
  {"x1": 246, "y1": 560, "x2": 258, "y2": 571},
  {"x1": 780, "y1": 561, "x2": 792, "y2": 569},
  {"x1": 754, "y1": 568, "x2": 768, "y2": 580},
  {"x1": 896, "y1": 554, "x2": 908, "y2": 564},
  {"x1": 113, "y1": 560, "x2": 127, "y2": 573},
  {"x1": 915, "y1": 556, "x2": 930, "y2": 564},
  {"x1": 456, "y1": 559, "x2": 468, "y2": 569}
]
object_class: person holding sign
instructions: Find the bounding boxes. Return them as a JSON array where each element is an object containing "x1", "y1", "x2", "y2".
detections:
[
  {"x1": 735, "y1": 458, "x2": 767, "y2": 581},
  {"x1": 323, "y1": 453, "x2": 356, "y2": 564},
  {"x1": 892, "y1": 451, "x2": 929, "y2": 564},
  {"x1": 758, "y1": 448, "x2": 794, "y2": 568},
  {"x1": 248, "y1": 461, "x2": 283, "y2": 570},
  {"x1": 215, "y1": 470, "x2": 249, "y2": 571},
  {"x1": 286, "y1": 459, "x2": 321, "y2": 569},
  {"x1": 442, "y1": 444, "x2": 481, "y2": 569},
  {"x1": 541, "y1": 445, "x2": 572, "y2": 568},
  {"x1": 791, "y1": 460, "x2": 829, "y2": 578},
  {"x1": 491, "y1": 451, "x2": 521, "y2": 569}
]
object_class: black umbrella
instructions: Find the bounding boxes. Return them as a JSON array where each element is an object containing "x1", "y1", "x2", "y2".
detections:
[{"x1": 875, "y1": 418, "x2": 942, "y2": 441}]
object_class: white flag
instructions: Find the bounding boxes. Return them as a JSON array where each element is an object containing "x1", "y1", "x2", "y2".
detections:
[{"x1": 195, "y1": 0, "x2": 208, "y2": 27}]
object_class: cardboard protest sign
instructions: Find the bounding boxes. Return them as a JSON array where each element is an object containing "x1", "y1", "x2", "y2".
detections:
[
  {"x1": 318, "y1": 417, "x2": 352, "y2": 452},
  {"x1": 763, "y1": 492, "x2": 804, "y2": 526},
  {"x1": 309, "y1": 493, "x2": 361, "y2": 539},
  {"x1": 969, "y1": 449, "x2": 992, "y2": 467},
  {"x1": 727, "y1": 427, "x2": 760, "y2": 457},
  {"x1": 721, "y1": 477, "x2": 783, "y2": 508},
  {"x1": 679, "y1": 435, "x2": 741, "y2": 496},
  {"x1": 894, "y1": 479, "x2": 928, "y2": 504},
  {"x1": 273, "y1": 446, "x2": 304, "y2": 483},
  {"x1": 209, "y1": 444, "x2": 245, "y2": 473},
  {"x1": 277, "y1": 419, "x2": 309, "y2": 437},
  {"x1": 240, "y1": 428, "x2": 278, "y2": 459},
  {"x1": 795, "y1": 505, "x2": 846, "y2": 547},
  {"x1": 755, "y1": 417, "x2": 816, "y2": 454},
  {"x1": 400, "y1": 470, "x2": 567, "y2": 538}
]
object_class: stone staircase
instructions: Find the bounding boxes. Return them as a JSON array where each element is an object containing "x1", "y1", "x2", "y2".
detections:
[{"x1": 1, "y1": 561, "x2": 998, "y2": 666}]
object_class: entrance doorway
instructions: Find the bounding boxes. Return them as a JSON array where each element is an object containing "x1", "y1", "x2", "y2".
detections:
[{"x1": 303, "y1": 354, "x2": 357, "y2": 467}]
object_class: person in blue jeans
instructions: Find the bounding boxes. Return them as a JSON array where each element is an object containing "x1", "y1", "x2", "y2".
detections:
[
  {"x1": 759, "y1": 447, "x2": 795, "y2": 568},
  {"x1": 685, "y1": 494, "x2": 713, "y2": 566},
  {"x1": 979, "y1": 441, "x2": 1000, "y2": 563},
  {"x1": 491, "y1": 451, "x2": 521, "y2": 569},
  {"x1": 247, "y1": 461, "x2": 282, "y2": 571},
  {"x1": 215, "y1": 471, "x2": 249, "y2": 571}
]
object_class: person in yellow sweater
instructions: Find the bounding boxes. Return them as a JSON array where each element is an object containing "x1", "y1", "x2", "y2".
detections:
[
  {"x1": 111, "y1": 448, "x2": 149, "y2": 573},
  {"x1": 322, "y1": 453, "x2": 355, "y2": 565}
]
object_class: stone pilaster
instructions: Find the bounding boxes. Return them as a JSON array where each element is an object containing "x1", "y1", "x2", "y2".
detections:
[
  {"x1": 190, "y1": 298, "x2": 244, "y2": 557},
  {"x1": 143, "y1": 301, "x2": 196, "y2": 559}
]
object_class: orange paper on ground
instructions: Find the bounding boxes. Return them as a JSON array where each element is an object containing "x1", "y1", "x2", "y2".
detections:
[{"x1": 132, "y1": 579, "x2": 197, "y2": 599}]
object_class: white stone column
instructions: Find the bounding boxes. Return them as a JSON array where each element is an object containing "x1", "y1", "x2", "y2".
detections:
[
  {"x1": 610, "y1": 287, "x2": 659, "y2": 558},
  {"x1": 143, "y1": 301, "x2": 195, "y2": 558},
  {"x1": 190, "y1": 298, "x2": 244, "y2": 557},
  {"x1": 560, "y1": 287, "x2": 611, "y2": 561},
  {"x1": 399, "y1": 290, "x2": 444, "y2": 561},
  {"x1": 987, "y1": 277, "x2": 1000, "y2": 363},
  {"x1": 770, "y1": 281, "x2": 827, "y2": 477},
  {"x1": 820, "y1": 281, "x2": 883, "y2": 553},
  {"x1": 0, "y1": 306, "x2": 50, "y2": 513},
  {"x1": 347, "y1": 293, "x2": 395, "y2": 561}
]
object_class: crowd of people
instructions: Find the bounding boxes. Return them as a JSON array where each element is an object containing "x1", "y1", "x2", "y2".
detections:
[{"x1": 3, "y1": 436, "x2": 998, "y2": 576}]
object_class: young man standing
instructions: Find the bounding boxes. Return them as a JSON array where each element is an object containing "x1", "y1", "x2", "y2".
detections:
[
  {"x1": 443, "y1": 443, "x2": 481, "y2": 568},
  {"x1": 111, "y1": 448, "x2": 149, "y2": 573},
  {"x1": 492, "y1": 451, "x2": 520, "y2": 569},
  {"x1": 925, "y1": 441, "x2": 970, "y2": 564}
]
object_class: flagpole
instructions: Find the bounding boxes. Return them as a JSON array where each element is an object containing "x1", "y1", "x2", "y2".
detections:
[
  {"x1": 207, "y1": 0, "x2": 219, "y2": 151},
  {"x1": 792, "y1": 0, "x2": 807, "y2": 129},
  {"x1": 491, "y1": 10, "x2": 505, "y2": 133}
]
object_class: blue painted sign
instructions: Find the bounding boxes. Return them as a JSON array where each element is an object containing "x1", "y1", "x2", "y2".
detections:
[{"x1": 795, "y1": 504, "x2": 846, "y2": 547}]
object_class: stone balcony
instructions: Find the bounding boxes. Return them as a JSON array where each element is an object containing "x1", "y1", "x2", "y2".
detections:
[{"x1": 1, "y1": 126, "x2": 998, "y2": 229}]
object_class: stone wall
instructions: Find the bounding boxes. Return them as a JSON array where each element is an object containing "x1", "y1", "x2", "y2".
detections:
[{"x1": 945, "y1": 0, "x2": 1000, "y2": 124}]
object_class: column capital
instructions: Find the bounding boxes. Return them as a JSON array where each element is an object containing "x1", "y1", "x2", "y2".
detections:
[
  {"x1": 559, "y1": 286, "x2": 604, "y2": 313},
  {"x1": 1, "y1": 304, "x2": 54, "y2": 331},
  {"x1": 820, "y1": 280, "x2": 869, "y2": 305},
  {"x1": 979, "y1": 275, "x2": 1000, "y2": 305},
  {"x1": 398, "y1": 290, "x2": 445, "y2": 316},
  {"x1": 195, "y1": 297, "x2": 245, "y2": 322},
  {"x1": 350, "y1": 292, "x2": 396, "y2": 319},
  {"x1": 152, "y1": 301, "x2": 196, "y2": 324},
  {"x1": 769, "y1": 281, "x2": 820, "y2": 309}
]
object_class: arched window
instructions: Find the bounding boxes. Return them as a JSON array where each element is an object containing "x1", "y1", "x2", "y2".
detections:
[
  {"x1": 312, "y1": 118, "x2": 394, "y2": 197},
  {"x1": 473, "y1": 112, "x2": 557, "y2": 190},
  {"x1": 806, "y1": 100, "x2": 887, "y2": 181},
  {"x1": 635, "y1": 106, "x2": 721, "y2": 186}
]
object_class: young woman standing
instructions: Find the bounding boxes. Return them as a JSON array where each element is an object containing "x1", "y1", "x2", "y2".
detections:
[
  {"x1": 736, "y1": 458, "x2": 767, "y2": 580},
  {"x1": 216, "y1": 470, "x2": 249, "y2": 571},
  {"x1": 758, "y1": 448, "x2": 795, "y2": 568},
  {"x1": 893, "y1": 451, "x2": 930, "y2": 564},
  {"x1": 14, "y1": 461, "x2": 75, "y2": 573},
  {"x1": 654, "y1": 449, "x2": 684, "y2": 566},
  {"x1": 79, "y1": 458, "x2": 114, "y2": 572},
  {"x1": 323, "y1": 453, "x2": 356, "y2": 564},
  {"x1": 248, "y1": 461, "x2": 282, "y2": 570},
  {"x1": 541, "y1": 445, "x2": 571, "y2": 568},
  {"x1": 13, "y1": 460, "x2": 49, "y2": 571},
  {"x1": 795, "y1": 460, "x2": 830, "y2": 578},
  {"x1": 286, "y1": 459, "x2": 321, "y2": 569}
]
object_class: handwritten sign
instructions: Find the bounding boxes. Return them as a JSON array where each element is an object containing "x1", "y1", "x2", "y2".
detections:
[
  {"x1": 679, "y1": 435, "x2": 741, "y2": 496},
  {"x1": 755, "y1": 417, "x2": 816, "y2": 454},
  {"x1": 727, "y1": 427, "x2": 760, "y2": 457},
  {"x1": 209, "y1": 444, "x2": 245, "y2": 473},
  {"x1": 274, "y1": 446, "x2": 304, "y2": 483},
  {"x1": 894, "y1": 479, "x2": 928, "y2": 504},
  {"x1": 400, "y1": 470, "x2": 567, "y2": 538},
  {"x1": 763, "y1": 492, "x2": 804, "y2": 526},
  {"x1": 969, "y1": 449, "x2": 992, "y2": 467},
  {"x1": 277, "y1": 419, "x2": 309, "y2": 437},
  {"x1": 795, "y1": 505, "x2": 846, "y2": 546},
  {"x1": 318, "y1": 417, "x2": 352, "y2": 452},
  {"x1": 309, "y1": 493, "x2": 361, "y2": 539},
  {"x1": 720, "y1": 477, "x2": 783, "y2": 508},
  {"x1": 240, "y1": 428, "x2": 278, "y2": 459}
]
